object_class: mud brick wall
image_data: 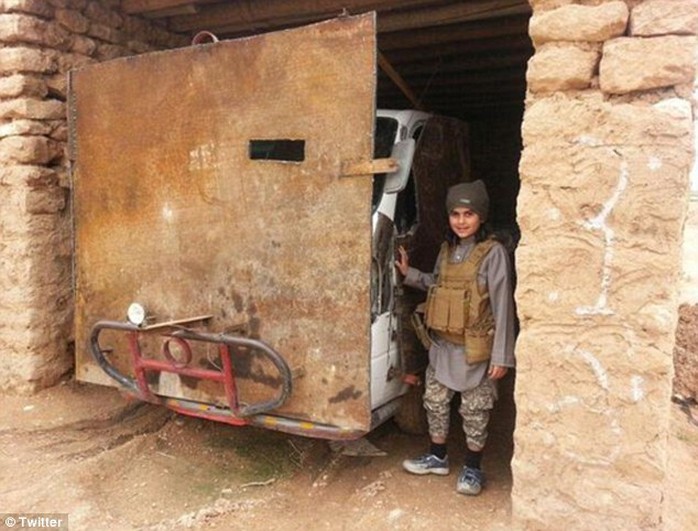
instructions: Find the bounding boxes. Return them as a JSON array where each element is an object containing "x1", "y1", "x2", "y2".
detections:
[
  {"x1": 0, "y1": 0, "x2": 187, "y2": 393},
  {"x1": 512, "y1": 1, "x2": 696, "y2": 528}
]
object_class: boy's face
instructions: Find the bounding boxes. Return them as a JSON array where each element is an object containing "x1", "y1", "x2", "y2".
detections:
[{"x1": 448, "y1": 206, "x2": 481, "y2": 239}]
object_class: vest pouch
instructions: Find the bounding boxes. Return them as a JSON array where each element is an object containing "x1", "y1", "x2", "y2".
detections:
[
  {"x1": 446, "y1": 287, "x2": 467, "y2": 335},
  {"x1": 465, "y1": 312, "x2": 495, "y2": 364},
  {"x1": 465, "y1": 328, "x2": 494, "y2": 364},
  {"x1": 468, "y1": 283, "x2": 490, "y2": 327},
  {"x1": 425, "y1": 285, "x2": 452, "y2": 332}
]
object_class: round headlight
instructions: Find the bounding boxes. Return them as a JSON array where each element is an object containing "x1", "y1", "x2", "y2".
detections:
[{"x1": 127, "y1": 302, "x2": 147, "y2": 326}]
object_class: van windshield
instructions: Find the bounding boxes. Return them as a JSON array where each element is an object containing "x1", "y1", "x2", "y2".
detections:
[{"x1": 372, "y1": 117, "x2": 399, "y2": 211}]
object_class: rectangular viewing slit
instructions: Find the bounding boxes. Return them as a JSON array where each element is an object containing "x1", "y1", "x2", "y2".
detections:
[{"x1": 249, "y1": 139, "x2": 305, "y2": 162}]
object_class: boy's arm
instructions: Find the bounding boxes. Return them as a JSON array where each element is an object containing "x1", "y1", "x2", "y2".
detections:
[{"x1": 483, "y1": 244, "x2": 516, "y2": 369}]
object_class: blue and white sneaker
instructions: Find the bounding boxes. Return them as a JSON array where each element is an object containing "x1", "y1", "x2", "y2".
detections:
[
  {"x1": 456, "y1": 466, "x2": 484, "y2": 495},
  {"x1": 402, "y1": 454, "x2": 450, "y2": 476}
]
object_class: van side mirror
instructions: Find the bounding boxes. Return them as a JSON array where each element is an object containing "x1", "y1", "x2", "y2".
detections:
[{"x1": 384, "y1": 138, "x2": 415, "y2": 194}]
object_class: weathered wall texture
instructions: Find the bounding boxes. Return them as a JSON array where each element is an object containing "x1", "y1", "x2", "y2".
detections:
[
  {"x1": 673, "y1": 194, "x2": 698, "y2": 401},
  {"x1": 513, "y1": 1, "x2": 696, "y2": 529},
  {"x1": 0, "y1": 0, "x2": 187, "y2": 393}
]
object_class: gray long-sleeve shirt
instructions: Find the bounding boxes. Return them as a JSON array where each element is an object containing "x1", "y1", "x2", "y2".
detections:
[{"x1": 404, "y1": 236, "x2": 516, "y2": 391}]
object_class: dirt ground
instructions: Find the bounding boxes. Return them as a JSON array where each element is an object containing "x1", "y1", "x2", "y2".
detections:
[
  {"x1": 1, "y1": 377, "x2": 696, "y2": 531},
  {"x1": 0, "y1": 379, "x2": 517, "y2": 531}
]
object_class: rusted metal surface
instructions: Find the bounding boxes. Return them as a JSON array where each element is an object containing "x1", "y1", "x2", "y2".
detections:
[{"x1": 71, "y1": 14, "x2": 376, "y2": 432}]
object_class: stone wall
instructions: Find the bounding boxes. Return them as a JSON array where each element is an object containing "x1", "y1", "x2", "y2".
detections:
[
  {"x1": 513, "y1": 1, "x2": 696, "y2": 529},
  {"x1": 0, "y1": 0, "x2": 187, "y2": 393}
]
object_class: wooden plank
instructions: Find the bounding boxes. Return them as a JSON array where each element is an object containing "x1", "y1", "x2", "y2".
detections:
[
  {"x1": 378, "y1": 66, "x2": 528, "y2": 88},
  {"x1": 377, "y1": 0, "x2": 531, "y2": 33},
  {"x1": 122, "y1": 0, "x2": 202, "y2": 15},
  {"x1": 379, "y1": 35, "x2": 532, "y2": 65},
  {"x1": 141, "y1": 315, "x2": 213, "y2": 330},
  {"x1": 382, "y1": 51, "x2": 531, "y2": 77},
  {"x1": 378, "y1": 14, "x2": 530, "y2": 50},
  {"x1": 340, "y1": 157, "x2": 399, "y2": 177},
  {"x1": 142, "y1": 4, "x2": 200, "y2": 18},
  {"x1": 377, "y1": 52, "x2": 424, "y2": 111},
  {"x1": 168, "y1": 0, "x2": 443, "y2": 33}
]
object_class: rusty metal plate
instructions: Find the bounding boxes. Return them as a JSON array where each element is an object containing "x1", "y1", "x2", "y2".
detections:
[{"x1": 71, "y1": 14, "x2": 376, "y2": 431}]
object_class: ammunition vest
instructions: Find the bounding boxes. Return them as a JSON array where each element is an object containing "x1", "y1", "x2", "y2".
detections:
[{"x1": 424, "y1": 239, "x2": 496, "y2": 364}]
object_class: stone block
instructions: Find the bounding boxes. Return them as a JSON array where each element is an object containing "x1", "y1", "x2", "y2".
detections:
[
  {"x1": 0, "y1": 118, "x2": 51, "y2": 137},
  {"x1": 0, "y1": 0, "x2": 54, "y2": 18},
  {"x1": 527, "y1": 43, "x2": 600, "y2": 92},
  {"x1": 516, "y1": 230, "x2": 605, "y2": 321},
  {"x1": 70, "y1": 34, "x2": 97, "y2": 55},
  {"x1": 518, "y1": 145, "x2": 690, "y2": 326},
  {"x1": 631, "y1": 0, "x2": 698, "y2": 36},
  {"x1": 0, "y1": 73, "x2": 47, "y2": 98},
  {"x1": 0, "y1": 164, "x2": 57, "y2": 187},
  {"x1": 25, "y1": 186, "x2": 66, "y2": 213},
  {"x1": 600, "y1": 36, "x2": 696, "y2": 94},
  {"x1": 0, "y1": 46, "x2": 57, "y2": 73},
  {"x1": 55, "y1": 166, "x2": 69, "y2": 188},
  {"x1": 0, "y1": 98, "x2": 64, "y2": 120},
  {"x1": 95, "y1": 42, "x2": 131, "y2": 61},
  {"x1": 530, "y1": 1, "x2": 629, "y2": 44},
  {"x1": 0, "y1": 135, "x2": 60, "y2": 164},
  {"x1": 522, "y1": 94, "x2": 693, "y2": 150},
  {"x1": 126, "y1": 39, "x2": 154, "y2": 54},
  {"x1": 55, "y1": 8, "x2": 89, "y2": 34},
  {"x1": 48, "y1": 121, "x2": 67, "y2": 141},
  {"x1": 85, "y1": 0, "x2": 122, "y2": 28},
  {"x1": 0, "y1": 13, "x2": 71, "y2": 50},
  {"x1": 55, "y1": 52, "x2": 93, "y2": 72},
  {"x1": 87, "y1": 21, "x2": 125, "y2": 44},
  {"x1": 46, "y1": 72, "x2": 67, "y2": 99}
]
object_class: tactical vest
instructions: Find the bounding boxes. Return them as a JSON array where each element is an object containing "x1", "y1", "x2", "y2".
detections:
[{"x1": 424, "y1": 239, "x2": 496, "y2": 364}]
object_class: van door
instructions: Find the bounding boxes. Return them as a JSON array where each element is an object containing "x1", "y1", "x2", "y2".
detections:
[{"x1": 71, "y1": 14, "x2": 377, "y2": 432}]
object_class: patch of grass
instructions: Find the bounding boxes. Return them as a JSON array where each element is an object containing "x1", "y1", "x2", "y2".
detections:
[{"x1": 205, "y1": 426, "x2": 299, "y2": 482}]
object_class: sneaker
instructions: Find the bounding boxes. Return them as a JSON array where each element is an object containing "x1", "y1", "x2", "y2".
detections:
[
  {"x1": 456, "y1": 466, "x2": 484, "y2": 496},
  {"x1": 402, "y1": 454, "x2": 450, "y2": 476}
]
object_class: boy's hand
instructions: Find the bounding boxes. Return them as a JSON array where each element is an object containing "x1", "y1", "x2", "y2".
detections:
[
  {"x1": 395, "y1": 245, "x2": 409, "y2": 276},
  {"x1": 488, "y1": 365, "x2": 508, "y2": 380}
]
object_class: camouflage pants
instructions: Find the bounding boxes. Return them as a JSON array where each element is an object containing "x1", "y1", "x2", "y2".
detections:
[{"x1": 423, "y1": 365, "x2": 496, "y2": 450}]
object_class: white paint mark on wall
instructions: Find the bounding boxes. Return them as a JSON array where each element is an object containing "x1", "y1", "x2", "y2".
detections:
[
  {"x1": 576, "y1": 158, "x2": 629, "y2": 316},
  {"x1": 648, "y1": 156, "x2": 662, "y2": 171},
  {"x1": 578, "y1": 349, "x2": 610, "y2": 391},
  {"x1": 547, "y1": 394, "x2": 580, "y2": 413},
  {"x1": 630, "y1": 375, "x2": 645, "y2": 402},
  {"x1": 547, "y1": 207, "x2": 561, "y2": 220},
  {"x1": 547, "y1": 291, "x2": 559, "y2": 302}
]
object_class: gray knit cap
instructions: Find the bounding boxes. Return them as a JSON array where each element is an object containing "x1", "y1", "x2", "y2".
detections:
[{"x1": 446, "y1": 180, "x2": 489, "y2": 222}]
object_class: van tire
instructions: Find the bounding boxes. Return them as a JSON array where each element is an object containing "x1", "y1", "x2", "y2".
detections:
[{"x1": 394, "y1": 383, "x2": 428, "y2": 435}]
